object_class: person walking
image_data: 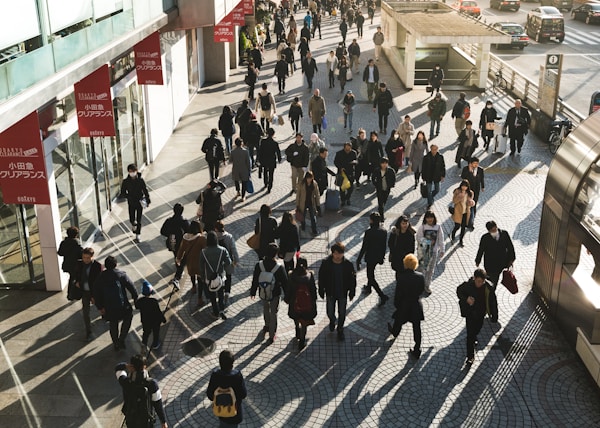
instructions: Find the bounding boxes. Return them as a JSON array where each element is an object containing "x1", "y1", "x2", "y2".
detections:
[
  {"x1": 298, "y1": 36, "x2": 310, "y2": 63},
  {"x1": 277, "y1": 212, "x2": 301, "y2": 272},
  {"x1": 366, "y1": 131, "x2": 384, "y2": 177},
  {"x1": 451, "y1": 92, "x2": 470, "y2": 138},
  {"x1": 348, "y1": 39, "x2": 361, "y2": 73},
  {"x1": 356, "y1": 11, "x2": 365, "y2": 38},
  {"x1": 373, "y1": 82, "x2": 394, "y2": 135},
  {"x1": 215, "y1": 221, "x2": 238, "y2": 305},
  {"x1": 427, "y1": 93, "x2": 446, "y2": 140},
  {"x1": 338, "y1": 56, "x2": 350, "y2": 93},
  {"x1": 450, "y1": 180, "x2": 475, "y2": 248},
  {"x1": 94, "y1": 255, "x2": 138, "y2": 351},
  {"x1": 387, "y1": 254, "x2": 425, "y2": 359},
  {"x1": 288, "y1": 97, "x2": 303, "y2": 135},
  {"x1": 58, "y1": 226, "x2": 83, "y2": 300},
  {"x1": 199, "y1": 231, "x2": 232, "y2": 320},
  {"x1": 311, "y1": 147, "x2": 336, "y2": 197},
  {"x1": 255, "y1": 83, "x2": 277, "y2": 132},
  {"x1": 274, "y1": 55, "x2": 289, "y2": 95},
  {"x1": 373, "y1": 26, "x2": 384, "y2": 61},
  {"x1": 356, "y1": 212, "x2": 390, "y2": 306},
  {"x1": 397, "y1": 115, "x2": 415, "y2": 167},
  {"x1": 408, "y1": 131, "x2": 428, "y2": 190},
  {"x1": 218, "y1": 105, "x2": 236, "y2": 156},
  {"x1": 461, "y1": 157, "x2": 485, "y2": 230},
  {"x1": 318, "y1": 242, "x2": 357, "y2": 341},
  {"x1": 308, "y1": 89, "x2": 326, "y2": 134},
  {"x1": 342, "y1": 90, "x2": 355, "y2": 133},
  {"x1": 479, "y1": 100, "x2": 500, "y2": 150},
  {"x1": 335, "y1": 41, "x2": 347, "y2": 62},
  {"x1": 416, "y1": 211, "x2": 444, "y2": 294},
  {"x1": 258, "y1": 128, "x2": 282, "y2": 193},
  {"x1": 283, "y1": 40, "x2": 296, "y2": 74},
  {"x1": 352, "y1": 128, "x2": 369, "y2": 186},
  {"x1": 285, "y1": 133, "x2": 310, "y2": 195},
  {"x1": 455, "y1": 120, "x2": 479, "y2": 170},
  {"x1": 230, "y1": 138, "x2": 252, "y2": 202},
  {"x1": 119, "y1": 164, "x2": 151, "y2": 242},
  {"x1": 312, "y1": 10, "x2": 322, "y2": 39},
  {"x1": 235, "y1": 99, "x2": 252, "y2": 142},
  {"x1": 503, "y1": 98, "x2": 531, "y2": 155},
  {"x1": 308, "y1": 132, "x2": 326, "y2": 166},
  {"x1": 385, "y1": 130, "x2": 405, "y2": 171},
  {"x1": 160, "y1": 203, "x2": 190, "y2": 288},
  {"x1": 421, "y1": 144, "x2": 445, "y2": 209},
  {"x1": 246, "y1": 60, "x2": 258, "y2": 100},
  {"x1": 207, "y1": 350, "x2": 247, "y2": 428},
  {"x1": 250, "y1": 243, "x2": 288, "y2": 344},
  {"x1": 475, "y1": 220, "x2": 516, "y2": 288},
  {"x1": 255, "y1": 204, "x2": 279, "y2": 260},
  {"x1": 368, "y1": 1, "x2": 376, "y2": 24},
  {"x1": 339, "y1": 18, "x2": 349, "y2": 43},
  {"x1": 197, "y1": 179, "x2": 226, "y2": 233},
  {"x1": 286, "y1": 257, "x2": 317, "y2": 350},
  {"x1": 73, "y1": 247, "x2": 102, "y2": 340},
  {"x1": 428, "y1": 63, "x2": 444, "y2": 95},
  {"x1": 301, "y1": 51, "x2": 318, "y2": 90},
  {"x1": 245, "y1": 114, "x2": 264, "y2": 169},
  {"x1": 135, "y1": 280, "x2": 166, "y2": 352},
  {"x1": 202, "y1": 129, "x2": 226, "y2": 181},
  {"x1": 362, "y1": 59, "x2": 379, "y2": 102},
  {"x1": 388, "y1": 215, "x2": 416, "y2": 280},
  {"x1": 371, "y1": 157, "x2": 396, "y2": 221},
  {"x1": 334, "y1": 142, "x2": 358, "y2": 206},
  {"x1": 457, "y1": 269, "x2": 498, "y2": 364},
  {"x1": 176, "y1": 221, "x2": 207, "y2": 306},
  {"x1": 296, "y1": 171, "x2": 320, "y2": 236},
  {"x1": 250, "y1": 43, "x2": 263, "y2": 70}
]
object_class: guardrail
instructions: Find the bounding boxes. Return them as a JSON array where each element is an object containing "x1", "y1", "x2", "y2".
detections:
[{"x1": 457, "y1": 43, "x2": 586, "y2": 126}]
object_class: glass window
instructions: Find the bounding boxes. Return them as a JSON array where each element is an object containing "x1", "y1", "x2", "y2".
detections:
[{"x1": 573, "y1": 160, "x2": 600, "y2": 241}]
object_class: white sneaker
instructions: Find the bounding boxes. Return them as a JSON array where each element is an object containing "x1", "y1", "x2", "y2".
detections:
[{"x1": 135, "y1": 234, "x2": 141, "y2": 242}]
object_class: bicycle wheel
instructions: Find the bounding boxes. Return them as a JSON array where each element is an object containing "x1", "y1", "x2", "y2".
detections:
[
  {"x1": 492, "y1": 79, "x2": 500, "y2": 95},
  {"x1": 549, "y1": 133, "x2": 560, "y2": 154},
  {"x1": 499, "y1": 77, "x2": 507, "y2": 90}
]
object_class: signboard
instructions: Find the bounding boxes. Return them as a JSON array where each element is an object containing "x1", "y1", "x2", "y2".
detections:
[
  {"x1": 134, "y1": 32, "x2": 164, "y2": 85},
  {"x1": 214, "y1": 12, "x2": 234, "y2": 43},
  {"x1": 232, "y1": 4, "x2": 246, "y2": 26},
  {"x1": 243, "y1": 0, "x2": 254, "y2": 14},
  {"x1": 0, "y1": 112, "x2": 51, "y2": 205},
  {"x1": 74, "y1": 65, "x2": 116, "y2": 137},
  {"x1": 546, "y1": 54, "x2": 561, "y2": 70}
]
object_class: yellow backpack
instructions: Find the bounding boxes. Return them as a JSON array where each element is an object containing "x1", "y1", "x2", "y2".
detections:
[{"x1": 213, "y1": 386, "x2": 237, "y2": 418}]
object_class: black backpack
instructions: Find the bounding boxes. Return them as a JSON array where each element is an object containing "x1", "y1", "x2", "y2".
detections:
[
  {"x1": 122, "y1": 377, "x2": 155, "y2": 428},
  {"x1": 259, "y1": 93, "x2": 272, "y2": 111}
]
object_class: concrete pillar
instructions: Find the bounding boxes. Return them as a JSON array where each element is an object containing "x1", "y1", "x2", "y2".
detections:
[
  {"x1": 229, "y1": 26, "x2": 239, "y2": 70},
  {"x1": 405, "y1": 33, "x2": 416, "y2": 89},
  {"x1": 475, "y1": 43, "x2": 490, "y2": 90},
  {"x1": 202, "y1": 27, "x2": 230, "y2": 83}
]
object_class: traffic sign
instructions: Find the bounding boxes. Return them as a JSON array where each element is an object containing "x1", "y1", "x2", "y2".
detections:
[{"x1": 546, "y1": 54, "x2": 562, "y2": 70}]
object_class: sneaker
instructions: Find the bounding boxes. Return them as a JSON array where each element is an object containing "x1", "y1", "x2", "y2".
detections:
[
  {"x1": 266, "y1": 335, "x2": 276, "y2": 345},
  {"x1": 242, "y1": 197, "x2": 246, "y2": 202},
  {"x1": 378, "y1": 295, "x2": 389, "y2": 307},
  {"x1": 171, "y1": 279, "x2": 180, "y2": 292},
  {"x1": 362, "y1": 286, "x2": 372, "y2": 295},
  {"x1": 151, "y1": 341, "x2": 161, "y2": 350},
  {"x1": 220, "y1": 312, "x2": 227, "y2": 320},
  {"x1": 466, "y1": 357, "x2": 474, "y2": 365},
  {"x1": 409, "y1": 349, "x2": 422, "y2": 359},
  {"x1": 135, "y1": 234, "x2": 141, "y2": 242}
]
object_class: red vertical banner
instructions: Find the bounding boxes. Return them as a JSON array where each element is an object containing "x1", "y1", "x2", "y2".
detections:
[
  {"x1": 134, "y1": 32, "x2": 164, "y2": 85},
  {"x1": 243, "y1": 0, "x2": 254, "y2": 15},
  {"x1": 232, "y1": 4, "x2": 246, "y2": 26},
  {"x1": 0, "y1": 112, "x2": 51, "y2": 205},
  {"x1": 214, "y1": 12, "x2": 234, "y2": 43},
  {"x1": 74, "y1": 65, "x2": 116, "y2": 138}
]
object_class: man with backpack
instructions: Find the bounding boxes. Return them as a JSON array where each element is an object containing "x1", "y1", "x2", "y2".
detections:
[
  {"x1": 199, "y1": 231, "x2": 232, "y2": 320},
  {"x1": 94, "y1": 255, "x2": 138, "y2": 351},
  {"x1": 207, "y1": 350, "x2": 247, "y2": 427},
  {"x1": 286, "y1": 257, "x2": 317, "y2": 350},
  {"x1": 255, "y1": 83, "x2": 277, "y2": 132},
  {"x1": 250, "y1": 243, "x2": 288, "y2": 345},
  {"x1": 160, "y1": 203, "x2": 190, "y2": 289},
  {"x1": 116, "y1": 354, "x2": 168, "y2": 428},
  {"x1": 451, "y1": 92, "x2": 471, "y2": 138},
  {"x1": 202, "y1": 129, "x2": 226, "y2": 181}
]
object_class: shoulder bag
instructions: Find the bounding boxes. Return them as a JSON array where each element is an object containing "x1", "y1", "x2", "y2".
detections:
[{"x1": 247, "y1": 218, "x2": 261, "y2": 251}]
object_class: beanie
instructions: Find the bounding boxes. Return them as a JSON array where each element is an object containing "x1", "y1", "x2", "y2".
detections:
[{"x1": 141, "y1": 280, "x2": 154, "y2": 296}]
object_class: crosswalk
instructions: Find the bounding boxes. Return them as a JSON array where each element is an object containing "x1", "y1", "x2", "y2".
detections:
[{"x1": 562, "y1": 28, "x2": 600, "y2": 45}]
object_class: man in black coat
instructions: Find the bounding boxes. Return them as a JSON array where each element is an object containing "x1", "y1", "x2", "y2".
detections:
[
  {"x1": 245, "y1": 114, "x2": 264, "y2": 169},
  {"x1": 197, "y1": 179, "x2": 226, "y2": 233},
  {"x1": 207, "y1": 350, "x2": 247, "y2": 427},
  {"x1": 235, "y1": 100, "x2": 252, "y2": 142},
  {"x1": 258, "y1": 128, "x2": 282, "y2": 193},
  {"x1": 356, "y1": 212, "x2": 389, "y2": 306},
  {"x1": 371, "y1": 157, "x2": 396, "y2": 221},
  {"x1": 421, "y1": 144, "x2": 445, "y2": 209},
  {"x1": 301, "y1": 51, "x2": 318, "y2": 90},
  {"x1": 274, "y1": 55, "x2": 289, "y2": 95},
  {"x1": 362, "y1": 59, "x2": 379, "y2": 102},
  {"x1": 94, "y1": 256, "x2": 138, "y2": 351},
  {"x1": 475, "y1": 220, "x2": 516, "y2": 288},
  {"x1": 250, "y1": 43, "x2": 263, "y2": 70},
  {"x1": 503, "y1": 98, "x2": 531, "y2": 155},
  {"x1": 461, "y1": 157, "x2": 485, "y2": 230},
  {"x1": 334, "y1": 142, "x2": 358, "y2": 205},
  {"x1": 74, "y1": 247, "x2": 103, "y2": 341},
  {"x1": 318, "y1": 242, "x2": 357, "y2": 341},
  {"x1": 311, "y1": 147, "x2": 335, "y2": 197},
  {"x1": 202, "y1": 129, "x2": 226, "y2": 180},
  {"x1": 373, "y1": 82, "x2": 393, "y2": 135},
  {"x1": 285, "y1": 133, "x2": 310, "y2": 195},
  {"x1": 387, "y1": 254, "x2": 424, "y2": 359},
  {"x1": 119, "y1": 163, "x2": 150, "y2": 241},
  {"x1": 457, "y1": 269, "x2": 498, "y2": 364},
  {"x1": 160, "y1": 203, "x2": 190, "y2": 288}
]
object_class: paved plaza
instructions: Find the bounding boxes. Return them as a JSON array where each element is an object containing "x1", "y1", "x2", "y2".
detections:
[{"x1": 1, "y1": 8, "x2": 600, "y2": 428}]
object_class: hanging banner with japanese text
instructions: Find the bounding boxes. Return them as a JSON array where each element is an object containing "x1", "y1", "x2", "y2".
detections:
[
  {"x1": 74, "y1": 65, "x2": 116, "y2": 137},
  {"x1": 214, "y1": 12, "x2": 234, "y2": 43},
  {"x1": 232, "y1": 4, "x2": 246, "y2": 26},
  {"x1": 0, "y1": 112, "x2": 51, "y2": 205},
  {"x1": 134, "y1": 32, "x2": 164, "y2": 85},
  {"x1": 243, "y1": 0, "x2": 254, "y2": 14}
]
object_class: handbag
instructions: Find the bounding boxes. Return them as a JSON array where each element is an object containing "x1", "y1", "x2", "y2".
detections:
[
  {"x1": 420, "y1": 182, "x2": 428, "y2": 199},
  {"x1": 346, "y1": 69, "x2": 353, "y2": 80},
  {"x1": 295, "y1": 208, "x2": 304, "y2": 223},
  {"x1": 340, "y1": 170, "x2": 351, "y2": 191},
  {"x1": 271, "y1": 76, "x2": 278, "y2": 85},
  {"x1": 246, "y1": 218, "x2": 261, "y2": 250},
  {"x1": 501, "y1": 268, "x2": 518, "y2": 294},
  {"x1": 246, "y1": 180, "x2": 255, "y2": 194},
  {"x1": 426, "y1": 86, "x2": 433, "y2": 93},
  {"x1": 334, "y1": 68, "x2": 340, "y2": 76},
  {"x1": 485, "y1": 122, "x2": 495, "y2": 131},
  {"x1": 448, "y1": 204, "x2": 455, "y2": 215},
  {"x1": 322, "y1": 116, "x2": 328, "y2": 130}
]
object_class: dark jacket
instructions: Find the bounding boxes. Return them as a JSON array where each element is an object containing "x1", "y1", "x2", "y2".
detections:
[
  {"x1": 289, "y1": 102, "x2": 303, "y2": 121},
  {"x1": 357, "y1": 225, "x2": 388, "y2": 265},
  {"x1": 334, "y1": 148, "x2": 358, "y2": 180},
  {"x1": 451, "y1": 99, "x2": 470, "y2": 119},
  {"x1": 245, "y1": 121, "x2": 264, "y2": 148},
  {"x1": 504, "y1": 106, "x2": 531, "y2": 138},
  {"x1": 385, "y1": 136, "x2": 404, "y2": 170},
  {"x1": 197, "y1": 187, "x2": 224, "y2": 227},
  {"x1": 283, "y1": 46, "x2": 295, "y2": 64},
  {"x1": 286, "y1": 271, "x2": 318, "y2": 320},
  {"x1": 255, "y1": 215, "x2": 278, "y2": 257},
  {"x1": 135, "y1": 295, "x2": 166, "y2": 326},
  {"x1": 475, "y1": 230, "x2": 516, "y2": 275},
  {"x1": 218, "y1": 111, "x2": 236, "y2": 137},
  {"x1": 202, "y1": 136, "x2": 225, "y2": 162},
  {"x1": 160, "y1": 215, "x2": 190, "y2": 252},
  {"x1": 428, "y1": 68, "x2": 444, "y2": 87},
  {"x1": 250, "y1": 258, "x2": 288, "y2": 298},
  {"x1": 277, "y1": 222, "x2": 300, "y2": 253},
  {"x1": 388, "y1": 227, "x2": 416, "y2": 272},
  {"x1": 116, "y1": 366, "x2": 166, "y2": 425},
  {"x1": 479, "y1": 106, "x2": 500, "y2": 135},
  {"x1": 58, "y1": 237, "x2": 83, "y2": 274},
  {"x1": 371, "y1": 167, "x2": 396, "y2": 191},
  {"x1": 258, "y1": 136, "x2": 282, "y2": 168},
  {"x1": 120, "y1": 173, "x2": 150, "y2": 205},
  {"x1": 74, "y1": 259, "x2": 103, "y2": 296},
  {"x1": 362, "y1": 64, "x2": 379, "y2": 83},
  {"x1": 457, "y1": 278, "x2": 498, "y2": 319},
  {"x1": 199, "y1": 245, "x2": 232, "y2": 281},
  {"x1": 348, "y1": 42, "x2": 361, "y2": 57},
  {"x1": 393, "y1": 270, "x2": 425, "y2": 324},
  {"x1": 274, "y1": 59, "x2": 289, "y2": 77},
  {"x1": 366, "y1": 139, "x2": 384, "y2": 166},
  {"x1": 461, "y1": 166, "x2": 485, "y2": 202},
  {"x1": 207, "y1": 368, "x2": 247, "y2": 425},
  {"x1": 250, "y1": 48, "x2": 263, "y2": 68},
  {"x1": 94, "y1": 268, "x2": 138, "y2": 321},
  {"x1": 421, "y1": 152, "x2": 446, "y2": 183},
  {"x1": 311, "y1": 155, "x2": 335, "y2": 195},
  {"x1": 302, "y1": 57, "x2": 318, "y2": 76},
  {"x1": 300, "y1": 27, "x2": 311, "y2": 42},
  {"x1": 318, "y1": 256, "x2": 357, "y2": 299},
  {"x1": 285, "y1": 141, "x2": 310, "y2": 168},
  {"x1": 456, "y1": 128, "x2": 479, "y2": 163},
  {"x1": 373, "y1": 89, "x2": 393, "y2": 114}
]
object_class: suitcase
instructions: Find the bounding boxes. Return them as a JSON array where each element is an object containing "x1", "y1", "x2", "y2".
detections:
[
  {"x1": 420, "y1": 183, "x2": 428, "y2": 199},
  {"x1": 495, "y1": 135, "x2": 507, "y2": 154},
  {"x1": 325, "y1": 188, "x2": 341, "y2": 211}
]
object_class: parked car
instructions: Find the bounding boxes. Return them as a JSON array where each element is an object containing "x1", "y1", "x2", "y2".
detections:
[
  {"x1": 540, "y1": 0, "x2": 573, "y2": 12},
  {"x1": 527, "y1": 7, "x2": 565, "y2": 43},
  {"x1": 490, "y1": 0, "x2": 521, "y2": 11},
  {"x1": 571, "y1": 3, "x2": 600, "y2": 24},
  {"x1": 492, "y1": 22, "x2": 529, "y2": 49},
  {"x1": 453, "y1": 0, "x2": 482, "y2": 17}
]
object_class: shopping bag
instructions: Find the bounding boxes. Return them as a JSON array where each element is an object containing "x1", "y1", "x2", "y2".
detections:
[
  {"x1": 295, "y1": 208, "x2": 304, "y2": 223},
  {"x1": 272, "y1": 114, "x2": 278, "y2": 125},
  {"x1": 271, "y1": 76, "x2": 278, "y2": 85},
  {"x1": 246, "y1": 180, "x2": 255, "y2": 194},
  {"x1": 322, "y1": 116, "x2": 328, "y2": 130},
  {"x1": 501, "y1": 268, "x2": 518, "y2": 294},
  {"x1": 346, "y1": 69, "x2": 353, "y2": 81},
  {"x1": 340, "y1": 171, "x2": 351, "y2": 191},
  {"x1": 247, "y1": 233, "x2": 260, "y2": 250}
]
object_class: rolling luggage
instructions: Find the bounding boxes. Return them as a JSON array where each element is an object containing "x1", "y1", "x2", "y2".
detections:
[
  {"x1": 495, "y1": 134, "x2": 507, "y2": 154},
  {"x1": 325, "y1": 188, "x2": 341, "y2": 211}
]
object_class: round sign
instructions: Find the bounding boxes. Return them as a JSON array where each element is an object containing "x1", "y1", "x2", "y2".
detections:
[{"x1": 548, "y1": 55, "x2": 559, "y2": 65}]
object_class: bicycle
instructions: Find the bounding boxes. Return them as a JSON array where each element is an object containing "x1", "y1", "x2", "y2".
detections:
[
  {"x1": 492, "y1": 68, "x2": 507, "y2": 95},
  {"x1": 548, "y1": 119, "x2": 573, "y2": 154}
]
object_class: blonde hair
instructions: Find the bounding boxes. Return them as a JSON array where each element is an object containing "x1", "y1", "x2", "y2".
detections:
[{"x1": 403, "y1": 254, "x2": 419, "y2": 271}]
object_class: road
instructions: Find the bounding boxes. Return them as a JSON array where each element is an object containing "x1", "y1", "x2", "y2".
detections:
[{"x1": 479, "y1": 0, "x2": 600, "y2": 117}]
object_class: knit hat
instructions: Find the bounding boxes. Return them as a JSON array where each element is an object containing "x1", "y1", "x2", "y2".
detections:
[{"x1": 141, "y1": 280, "x2": 154, "y2": 296}]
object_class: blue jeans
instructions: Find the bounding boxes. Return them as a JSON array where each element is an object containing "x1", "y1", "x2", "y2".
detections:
[
  {"x1": 327, "y1": 295, "x2": 347, "y2": 332},
  {"x1": 426, "y1": 181, "x2": 440, "y2": 207},
  {"x1": 344, "y1": 111, "x2": 353, "y2": 130},
  {"x1": 223, "y1": 135, "x2": 233, "y2": 154},
  {"x1": 302, "y1": 206, "x2": 318, "y2": 234},
  {"x1": 429, "y1": 119, "x2": 441, "y2": 138}
]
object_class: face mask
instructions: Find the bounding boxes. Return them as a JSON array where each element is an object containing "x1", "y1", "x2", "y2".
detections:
[
  {"x1": 486, "y1": 105, "x2": 492, "y2": 109},
  {"x1": 435, "y1": 67, "x2": 440, "y2": 70},
  {"x1": 491, "y1": 231, "x2": 499, "y2": 239},
  {"x1": 129, "y1": 172, "x2": 137, "y2": 178},
  {"x1": 394, "y1": 134, "x2": 399, "y2": 139}
]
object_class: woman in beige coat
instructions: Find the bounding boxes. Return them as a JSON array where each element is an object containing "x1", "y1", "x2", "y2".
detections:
[
  {"x1": 176, "y1": 221, "x2": 207, "y2": 305},
  {"x1": 296, "y1": 171, "x2": 320, "y2": 236},
  {"x1": 451, "y1": 180, "x2": 474, "y2": 247}
]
